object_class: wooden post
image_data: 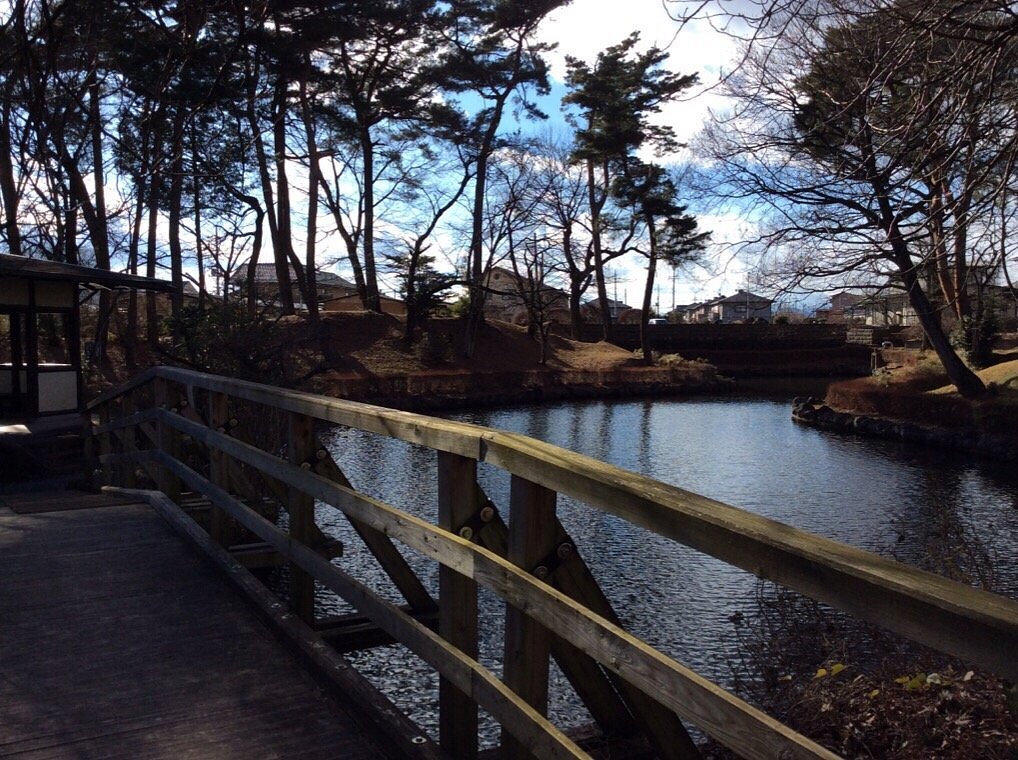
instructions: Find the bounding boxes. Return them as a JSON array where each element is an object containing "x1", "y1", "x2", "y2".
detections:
[
  {"x1": 437, "y1": 451, "x2": 479, "y2": 760},
  {"x1": 472, "y1": 489, "x2": 637, "y2": 738},
  {"x1": 154, "y1": 378, "x2": 183, "y2": 502},
  {"x1": 97, "y1": 405, "x2": 112, "y2": 485},
  {"x1": 501, "y1": 475, "x2": 556, "y2": 760},
  {"x1": 119, "y1": 392, "x2": 138, "y2": 488},
  {"x1": 287, "y1": 411, "x2": 316, "y2": 623},
  {"x1": 208, "y1": 391, "x2": 231, "y2": 546}
]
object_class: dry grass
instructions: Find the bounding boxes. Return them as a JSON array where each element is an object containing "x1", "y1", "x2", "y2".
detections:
[
  {"x1": 310, "y1": 312, "x2": 642, "y2": 377},
  {"x1": 825, "y1": 349, "x2": 1018, "y2": 433},
  {"x1": 930, "y1": 355, "x2": 1018, "y2": 396}
]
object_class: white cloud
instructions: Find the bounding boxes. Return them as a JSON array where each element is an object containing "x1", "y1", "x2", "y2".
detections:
[
  {"x1": 537, "y1": 0, "x2": 740, "y2": 144},
  {"x1": 534, "y1": 2, "x2": 753, "y2": 307}
]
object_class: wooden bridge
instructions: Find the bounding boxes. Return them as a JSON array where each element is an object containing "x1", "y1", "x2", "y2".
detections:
[
  {"x1": 5, "y1": 366, "x2": 1016, "y2": 758},
  {"x1": 0, "y1": 490, "x2": 405, "y2": 758}
]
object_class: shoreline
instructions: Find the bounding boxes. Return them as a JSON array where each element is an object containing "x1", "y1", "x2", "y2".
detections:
[
  {"x1": 791, "y1": 396, "x2": 1018, "y2": 461},
  {"x1": 306, "y1": 365, "x2": 733, "y2": 412}
]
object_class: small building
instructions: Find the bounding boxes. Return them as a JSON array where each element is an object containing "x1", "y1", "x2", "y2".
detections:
[
  {"x1": 1, "y1": 254, "x2": 175, "y2": 420},
  {"x1": 235, "y1": 263, "x2": 358, "y2": 309},
  {"x1": 857, "y1": 292, "x2": 919, "y2": 327},
  {"x1": 816, "y1": 291, "x2": 866, "y2": 324},
  {"x1": 484, "y1": 267, "x2": 569, "y2": 325},
  {"x1": 581, "y1": 297, "x2": 632, "y2": 324},
  {"x1": 322, "y1": 292, "x2": 406, "y2": 317},
  {"x1": 685, "y1": 290, "x2": 773, "y2": 324}
]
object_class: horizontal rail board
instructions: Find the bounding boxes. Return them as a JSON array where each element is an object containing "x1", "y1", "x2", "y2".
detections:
[
  {"x1": 120, "y1": 367, "x2": 1018, "y2": 682},
  {"x1": 147, "y1": 412, "x2": 840, "y2": 759},
  {"x1": 145, "y1": 447, "x2": 588, "y2": 760},
  {"x1": 481, "y1": 433, "x2": 1018, "y2": 680}
]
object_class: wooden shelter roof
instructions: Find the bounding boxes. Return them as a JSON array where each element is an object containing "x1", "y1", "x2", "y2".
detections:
[{"x1": 0, "y1": 254, "x2": 176, "y2": 292}]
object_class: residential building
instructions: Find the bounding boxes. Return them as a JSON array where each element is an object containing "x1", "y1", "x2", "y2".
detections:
[
  {"x1": 581, "y1": 297, "x2": 632, "y2": 324},
  {"x1": 856, "y1": 292, "x2": 919, "y2": 327},
  {"x1": 684, "y1": 290, "x2": 773, "y2": 324},
  {"x1": 484, "y1": 267, "x2": 569, "y2": 325},
  {"x1": 234, "y1": 263, "x2": 358, "y2": 308},
  {"x1": 322, "y1": 292, "x2": 406, "y2": 317}
]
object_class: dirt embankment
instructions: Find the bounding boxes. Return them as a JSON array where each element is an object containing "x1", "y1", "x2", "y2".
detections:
[
  {"x1": 297, "y1": 313, "x2": 724, "y2": 410},
  {"x1": 793, "y1": 352, "x2": 1018, "y2": 459}
]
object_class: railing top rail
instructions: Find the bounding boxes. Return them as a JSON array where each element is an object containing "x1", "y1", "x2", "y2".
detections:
[
  {"x1": 95, "y1": 365, "x2": 1018, "y2": 679},
  {"x1": 86, "y1": 366, "x2": 159, "y2": 411}
]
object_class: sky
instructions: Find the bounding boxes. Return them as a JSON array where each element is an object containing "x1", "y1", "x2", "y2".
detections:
[
  {"x1": 528, "y1": 0, "x2": 775, "y2": 311},
  {"x1": 333, "y1": 0, "x2": 771, "y2": 313},
  {"x1": 215, "y1": 1, "x2": 798, "y2": 313}
]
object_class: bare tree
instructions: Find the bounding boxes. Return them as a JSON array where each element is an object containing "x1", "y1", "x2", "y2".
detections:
[{"x1": 688, "y1": 0, "x2": 1018, "y2": 396}]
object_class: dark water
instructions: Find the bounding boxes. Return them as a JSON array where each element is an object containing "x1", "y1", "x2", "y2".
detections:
[{"x1": 313, "y1": 395, "x2": 1018, "y2": 741}]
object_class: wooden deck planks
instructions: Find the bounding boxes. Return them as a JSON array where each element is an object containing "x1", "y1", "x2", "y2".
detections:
[
  {"x1": 0, "y1": 490, "x2": 138, "y2": 515},
  {"x1": 0, "y1": 497, "x2": 400, "y2": 759}
]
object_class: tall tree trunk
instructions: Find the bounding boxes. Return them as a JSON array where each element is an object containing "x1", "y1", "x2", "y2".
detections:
[
  {"x1": 883, "y1": 215, "x2": 985, "y2": 398},
  {"x1": 563, "y1": 231, "x2": 584, "y2": 340},
  {"x1": 272, "y1": 81, "x2": 308, "y2": 311},
  {"x1": 124, "y1": 182, "x2": 144, "y2": 370},
  {"x1": 245, "y1": 201, "x2": 265, "y2": 318},
  {"x1": 192, "y1": 133, "x2": 205, "y2": 311},
  {"x1": 464, "y1": 89, "x2": 512, "y2": 357},
  {"x1": 167, "y1": 108, "x2": 188, "y2": 322},
  {"x1": 54, "y1": 133, "x2": 108, "y2": 269},
  {"x1": 63, "y1": 200, "x2": 77, "y2": 264},
  {"x1": 299, "y1": 72, "x2": 319, "y2": 325},
  {"x1": 929, "y1": 183, "x2": 958, "y2": 318},
  {"x1": 949, "y1": 188, "x2": 971, "y2": 321},
  {"x1": 145, "y1": 169, "x2": 161, "y2": 348},
  {"x1": 587, "y1": 159, "x2": 612, "y2": 342},
  {"x1": 319, "y1": 177, "x2": 366, "y2": 300},
  {"x1": 246, "y1": 61, "x2": 291, "y2": 314},
  {"x1": 0, "y1": 95, "x2": 22, "y2": 256},
  {"x1": 639, "y1": 213, "x2": 657, "y2": 364},
  {"x1": 226, "y1": 188, "x2": 267, "y2": 318},
  {"x1": 88, "y1": 73, "x2": 109, "y2": 269},
  {"x1": 403, "y1": 245, "x2": 421, "y2": 342},
  {"x1": 360, "y1": 128, "x2": 381, "y2": 312}
]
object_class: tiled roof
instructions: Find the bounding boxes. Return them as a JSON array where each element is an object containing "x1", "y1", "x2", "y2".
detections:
[
  {"x1": 711, "y1": 290, "x2": 772, "y2": 305},
  {"x1": 246, "y1": 263, "x2": 355, "y2": 289}
]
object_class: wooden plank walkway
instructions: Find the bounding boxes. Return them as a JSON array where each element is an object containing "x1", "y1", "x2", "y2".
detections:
[{"x1": 0, "y1": 492, "x2": 401, "y2": 759}]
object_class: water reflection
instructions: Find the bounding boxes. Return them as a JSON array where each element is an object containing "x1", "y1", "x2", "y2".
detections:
[{"x1": 317, "y1": 396, "x2": 1018, "y2": 742}]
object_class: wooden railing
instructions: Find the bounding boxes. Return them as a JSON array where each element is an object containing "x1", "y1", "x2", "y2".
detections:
[{"x1": 88, "y1": 366, "x2": 1018, "y2": 760}]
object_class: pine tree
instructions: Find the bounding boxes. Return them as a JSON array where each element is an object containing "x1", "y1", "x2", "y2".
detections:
[{"x1": 564, "y1": 33, "x2": 697, "y2": 341}]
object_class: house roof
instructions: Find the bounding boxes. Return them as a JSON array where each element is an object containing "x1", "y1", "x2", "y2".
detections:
[
  {"x1": 244, "y1": 262, "x2": 356, "y2": 289},
  {"x1": 583, "y1": 297, "x2": 631, "y2": 309},
  {"x1": 486, "y1": 266, "x2": 569, "y2": 299},
  {"x1": 711, "y1": 290, "x2": 772, "y2": 305},
  {"x1": 323, "y1": 292, "x2": 403, "y2": 305},
  {"x1": 0, "y1": 254, "x2": 176, "y2": 292}
]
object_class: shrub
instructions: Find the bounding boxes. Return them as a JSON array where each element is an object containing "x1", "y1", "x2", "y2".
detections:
[
  {"x1": 950, "y1": 310, "x2": 998, "y2": 368},
  {"x1": 167, "y1": 302, "x2": 294, "y2": 384},
  {"x1": 415, "y1": 330, "x2": 453, "y2": 366}
]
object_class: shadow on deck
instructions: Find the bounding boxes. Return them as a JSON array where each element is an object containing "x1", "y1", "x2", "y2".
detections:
[
  {"x1": 0, "y1": 414, "x2": 88, "y2": 493},
  {"x1": 0, "y1": 490, "x2": 413, "y2": 759}
]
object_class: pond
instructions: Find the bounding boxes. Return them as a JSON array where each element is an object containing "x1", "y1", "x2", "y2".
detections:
[{"x1": 312, "y1": 395, "x2": 1018, "y2": 742}]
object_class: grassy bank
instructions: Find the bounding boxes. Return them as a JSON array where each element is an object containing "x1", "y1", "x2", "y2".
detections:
[
  {"x1": 88, "y1": 312, "x2": 725, "y2": 409},
  {"x1": 824, "y1": 351, "x2": 1018, "y2": 436}
]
